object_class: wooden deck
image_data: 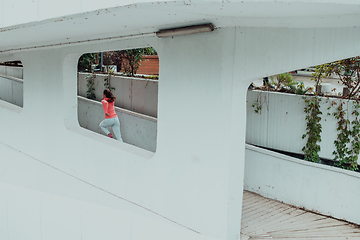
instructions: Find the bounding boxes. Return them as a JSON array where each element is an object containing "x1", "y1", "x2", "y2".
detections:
[{"x1": 241, "y1": 191, "x2": 360, "y2": 240}]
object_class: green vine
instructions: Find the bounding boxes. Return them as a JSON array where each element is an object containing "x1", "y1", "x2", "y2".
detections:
[
  {"x1": 332, "y1": 101, "x2": 360, "y2": 170},
  {"x1": 252, "y1": 101, "x2": 262, "y2": 114},
  {"x1": 85, "y1": 73, "x2": 96, "y2": 100},
  {"x1": 350, "y1": 101, "x2": 360, "y2": 170},
  {"x1": 251, "y1": 91, "x2": 267, "y2": 114},
  {"x1": 302, "y1": 96, "x2": 322, "y2": 163},
  {"x1": 103, "y1": 72, "x2": 115, "y2": 91}
]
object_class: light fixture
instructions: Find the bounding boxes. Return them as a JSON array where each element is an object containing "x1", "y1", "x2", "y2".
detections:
[{"x1": 156, "y1": 24, "x2": 215, "y2": 38}]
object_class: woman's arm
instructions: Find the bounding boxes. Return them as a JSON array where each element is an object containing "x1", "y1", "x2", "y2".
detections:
[{"x1": 101, "y1": 100, "x2": 109, "y2": 116}]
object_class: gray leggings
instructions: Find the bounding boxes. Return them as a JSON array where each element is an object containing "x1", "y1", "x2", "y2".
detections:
[{"x1": 99, "y1": 117, "x2": 123, "y2": 142}]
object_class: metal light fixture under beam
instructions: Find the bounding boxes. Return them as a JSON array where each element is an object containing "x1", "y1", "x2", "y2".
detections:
[{"x1": 156, "y1": 24, "x2": 215, "y2": 38}]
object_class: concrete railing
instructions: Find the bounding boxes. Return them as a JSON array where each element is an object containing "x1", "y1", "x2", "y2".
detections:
[
  {"x1": 246, "y1": 90, "x2": 360, "y2": 163},
  {"x1": 244, "y1": 144, "x2": 360, "y2": 226},
  {"x1": 0, "y1": 75, "x2": 23, "y2": 107},
  {"x1": 78, "y1": 97, "x2": 157, "y2": 152},
  {"x1": 0, "y1": 66, "x2": 23, "y2": 79},
  {"x1": 78, "y1": 72, "x2": 158, "y2": 118}
]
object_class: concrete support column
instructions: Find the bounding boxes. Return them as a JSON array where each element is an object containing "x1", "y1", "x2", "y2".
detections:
[
  {"x1": 7, "y1": 49, "x2": 69, "y2": 158},
  {"x1": 21, "y1": 49, "x2": 65, "y2": 123},
  {"x1": 155, "y1": 27, "x2": 251, "y2": 240}
]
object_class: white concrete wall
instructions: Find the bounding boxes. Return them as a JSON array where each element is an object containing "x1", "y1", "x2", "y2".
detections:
[
  {"x1": 78, "y1": 73, "x2": 158, "y2": 117},
  {"x1": 0, "y1": 28, "x2": 249, "y2": 240},
  {"x1": 244, "y1": 144, "x2": 360, "y2": 225},
  {"x1": 0, "y1": 75, "x2": 23, "y2": 107},
  {"x1": 2, "y1": 25, "x2": 360, "y2": 240},
  {"x1": 78, "y1": 96, "x2": 157, "y2": 152},
  {"x1": 0, "y1": 181, "x2": 215, "y2": 240},
  {"x1": 0, "y1": 66, "x2": 23, "y2": 79},
  {"x1": 246, "y1": 90, "x2": 359, "y2": 162},
  {"x1": 0, "y1": 144, "x2": 217, "y2": 240}
]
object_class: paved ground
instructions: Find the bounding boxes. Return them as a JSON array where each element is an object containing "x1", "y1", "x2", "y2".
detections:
[
  {"x1": 252, "y1": 71, "x2": 345, "y2": 95},
  {"x1": 241, "y1": 191, "x2": 360, "y2": 240}
]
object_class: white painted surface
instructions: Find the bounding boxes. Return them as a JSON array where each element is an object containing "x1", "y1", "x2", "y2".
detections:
[
  {"x1": 2, "y1": 1, "x2": 360, "y2": 238},
  {"x1": 78, "y1": 73, "x2": 158, "y2": 117},
  {"x1": 246, "y1": 90, "x2": 359, "y2": 162},
  {"x1": 0, "y1": 29, "x2": 250, "y2": 240},
  {"x1": 2, "y1": 1, "x2": 360, "y2": 53},
  {"x1": 244, "y1": 144, "x2": 360, "y2": 226},
  {"x1": 0, "y1": 181, "x2": 218, "y2": 240},
  {"x1": 322, "y1": 83, "x2": 332, "y2": 93},
  {"x1": 78, "y1": 96, "x2": 157, "y2": 152}
]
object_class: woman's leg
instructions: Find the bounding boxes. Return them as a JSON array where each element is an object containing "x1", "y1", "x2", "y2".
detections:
[
  {"x1": 112, "y1": 117, "x2": 123, "y2": 142},
  {"x1": 99, "y1": 118, "x2": 112, "y2": 136}
]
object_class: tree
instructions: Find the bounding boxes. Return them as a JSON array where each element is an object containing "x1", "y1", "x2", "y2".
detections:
[
  {"x1": 311, "y1": 64, "x2": 331, "y2": 94},
  {"x1": 77, "y1": 48, "x2": 157, "y2": 75},
  {"x1": 103, "y1": 51, "x2": 122, "y2": 71},
  {"x1": 270, "y1": 72, "x2": 296, "y2": 91},
  {"x1": 330, "y1": 57, "x2": 360, "y2": 98},
  {"x1": 78, "y1": 53, "x2": 99, "y2": 72},
  {"x1": 120, "y1": 47, "x2": 157, "y2": 76},
  {"x1": 313, "y1": 57, "x2": 360, "y2": 98}
]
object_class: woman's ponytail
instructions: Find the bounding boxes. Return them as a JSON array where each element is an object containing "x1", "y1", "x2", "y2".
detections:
[{"x1": 103, "y1": 89, "x2": 116, "y2": 103}]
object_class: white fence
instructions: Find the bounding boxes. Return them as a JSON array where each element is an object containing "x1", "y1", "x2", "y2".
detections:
[
  {"x1": 244, "y1": 144, "x2": 360, "y2": 225},
  {"x1": 0, "y1": 66, "x2": 23, "y2": 79},
  {"x1": 0, "y1": 75, "x2": 23, "y2": 107},
  {"x1": 78, "y1": 97, "x2": 157, "y2": 152},
  {"x1": 78, "y1": 73, "x2": 158, "y2": 118},
  {"x1": 246, "y1": 90, "x2": 360, "y2": 163}
]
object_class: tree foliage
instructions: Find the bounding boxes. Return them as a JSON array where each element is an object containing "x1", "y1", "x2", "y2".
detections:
[
  {"x1": 78, "y1": 48, "x2": 157, "y2": 76},
  {"x1": 270, "y1": 72, "x2": 296, "y2": 91},
  {"x1": 103, "y1": 51, "x2": 122, "y2": 71},
  {"x1": 119, "y1": 47, "x2": 157, "y2": 76},
  {"x1": 311, "y1": 64, "x2": 331, "y2": 93},
  {"x1": 78, "y1": 53, "x2": 99, "y2": 72},
  {"x1": 312, "y1": 57, "x2": 360, "y2": 98}
]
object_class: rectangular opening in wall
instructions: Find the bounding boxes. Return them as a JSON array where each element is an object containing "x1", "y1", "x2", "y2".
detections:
[
  {"x1": 77, "y1": 48, "x2": 158, "y2": 152},
  {"x1": 0, "y1": 61, "x2": 23, "y2": 108}
]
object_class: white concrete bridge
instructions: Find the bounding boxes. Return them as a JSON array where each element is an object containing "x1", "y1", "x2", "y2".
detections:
[{"x1": 2, "y1": 1, "x2": 360, "y2": 239}]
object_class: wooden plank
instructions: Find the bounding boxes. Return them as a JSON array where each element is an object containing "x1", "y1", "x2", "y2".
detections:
[{"x1": 241, "y1": 190, "x2": 360, "y2": 239}]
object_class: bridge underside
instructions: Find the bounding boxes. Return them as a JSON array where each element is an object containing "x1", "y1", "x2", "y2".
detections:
[{"x1": 2, "y1": 1, "x2": 360, "y2": 52}]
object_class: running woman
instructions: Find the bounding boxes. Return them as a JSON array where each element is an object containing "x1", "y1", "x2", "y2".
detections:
[{"x1": 99, "y1": 89, "x2": 123, "y2": 142}]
